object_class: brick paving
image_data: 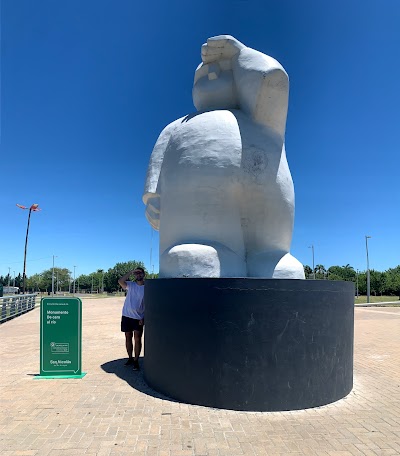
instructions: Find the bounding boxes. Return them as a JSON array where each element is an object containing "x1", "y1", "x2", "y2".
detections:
[{"x1": 1, "y1": 297, "x2": 400, "y2": 455}]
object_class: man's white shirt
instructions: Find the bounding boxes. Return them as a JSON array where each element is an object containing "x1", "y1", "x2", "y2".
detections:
[{"x1": 122, "y1": 281, "x2": 144, "y2": 319}]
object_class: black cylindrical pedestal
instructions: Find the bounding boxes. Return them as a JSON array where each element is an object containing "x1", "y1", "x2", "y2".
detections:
[{"x1": 144, "y1": 278, "x2": 354, "y2": 411}]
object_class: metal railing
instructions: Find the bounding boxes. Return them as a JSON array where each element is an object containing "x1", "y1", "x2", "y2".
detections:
[{"x1": 0, "y1": 294, "x2": 37, "y2": 323}]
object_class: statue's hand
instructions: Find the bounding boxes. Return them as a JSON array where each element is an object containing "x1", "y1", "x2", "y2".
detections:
[
  {"x1": 201, "y1": 35, "x2": 245, "y2": 65},
  {"x1": 144, "y1": 195, "x2": 160, "y2": 231}
]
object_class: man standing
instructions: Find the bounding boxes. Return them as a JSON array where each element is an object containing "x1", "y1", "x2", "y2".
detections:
[{"x1": 118, "y1": 267, "x2": 145, "y2": 370}]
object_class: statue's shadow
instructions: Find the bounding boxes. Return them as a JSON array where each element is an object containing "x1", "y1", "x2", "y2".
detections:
[{"x1": 100, "y1": 357, "x2": 178, "y2": 403}]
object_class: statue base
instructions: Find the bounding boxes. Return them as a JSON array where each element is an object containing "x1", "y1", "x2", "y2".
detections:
[{"x1": 144, "y1": 278, "x2": 354, "y2": 411}]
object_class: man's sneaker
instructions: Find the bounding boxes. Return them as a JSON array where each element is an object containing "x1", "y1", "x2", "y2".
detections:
[
  {"x1": 133, "y1": 359, "x2": 140, "y2": 371},
  {"x1": 124, "y1": 358, "x2": 135, "y2": 366}
]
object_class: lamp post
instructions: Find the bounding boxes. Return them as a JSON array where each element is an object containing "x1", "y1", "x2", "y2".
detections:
[
  {"x1": 8, "y1": 267, "x2": 11, "y2": 287},
  {"x1": 52, "y1": 255, "x2": 57, "y2": 296},
  {"x1": 308, "y1": 244, "x2": 315, "y2": 279},
  {"x1": 365, "y1": 235, "x2": 371, "y2": 303},
  {"x1": 356, "y1": 269, "x2": 359, "y2": 298},
  {"x1": 16, "y1": 203, "x2": 41, "y2": 293},
  {"x1": 13, "y1": 271, "x2": 15, "y2": 287},
  {"x1": 150, "y1": 227, "x2": 153, "y2": 277},
  {"x1": 73, "y1": 266, "x2": 76, "y2": 295}
]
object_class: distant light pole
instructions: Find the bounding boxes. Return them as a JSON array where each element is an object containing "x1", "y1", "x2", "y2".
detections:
[
  {"x1": 150, "y1": 227, "x2": 153, "y2": 277},
  {"x1": 52, "y1": 255, "x2": 57, "y2": 296},
  {"x1": 308, "y1": 244, "x2": 315, "y2": 279},
  {"x1": 356, "y1": 269, "x2": 359, "y2": 298},
  {"x1": 13, "y1": 271, "x2": 15, "y2": 287},
  {"x1": 8, "y1": 267, "x2": 11, "y2": 287},
  {"x1": 16, "y1": 203, "x2": 41, "y2": 293},
  {"x1": 73, "y1": 266, "x2": 76, "y2": 295},
  {"x1": 365, "y1": 235, "x2": 371, "y2": 303}
]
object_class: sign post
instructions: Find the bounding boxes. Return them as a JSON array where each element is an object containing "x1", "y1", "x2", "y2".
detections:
[{"x1": 36, "y1": 297, "x2": 86, "y2": 379}]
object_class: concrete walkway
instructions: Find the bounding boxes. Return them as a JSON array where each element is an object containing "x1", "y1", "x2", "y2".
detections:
[
  {"x1": 354, "y1": 301, "x2": 400, "y2": 307},
  {"x1": 1, "y1": 297, "x2": 400, "y2": 455}
]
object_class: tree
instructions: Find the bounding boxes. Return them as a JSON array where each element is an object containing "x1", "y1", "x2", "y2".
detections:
[
  {"x1": 356, "y1": 271, "x2": 367, "y2": 294},
  {"x1": 64, "y1": 262, "x2": 147, "y2": 294},
  {"x1": 314, "y1": 264, "x2": 326, "y2": 279},
  {"x1": 35, "y1": 268, "x2": 72, "y2": 292},
  {"x1": 104, "y1": 261, "x2": 146, "y2": 292},
  {"x1": 27, "y1": 273, "x2": 43, "y2": 292},
  {"x1": 341, "y1": 264, "x2": 356, "y2": 281},
  {"x1": 77, "y1": 274, "x2": 92, "y2": 291},
  {"x1": 14, "y1": 273, "x2": 22, "y2": 288},
  {"x1": 383, "y1": 266, "x2": 400, "y2": 295},
  {"x1": 80, "y1": 270, "x2": 106, "y2": 293},
  {"x1": 146, "y1": 272, "x2": 159, "y2": 279},
  {"x1": 327, "y1": 265, "x2": 356, "y2": 282},
  {"x1": 304, "y1": 265, "x2": 312, "y2": 279},
  {"x1": 370, "y1": 270, "x2": 385, "y2": 296},
  {"x1": 328, "y1": 272, "x2": 343, "y2": 282}
]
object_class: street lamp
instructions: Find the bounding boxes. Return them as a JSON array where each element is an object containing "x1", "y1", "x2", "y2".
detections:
[
  {"x1": 356, "y1": 269, "x2": 359, "y2": 298},
  {"x1": 308, "y1": 244, "x2": 315, "y2": 279},
  {"x1": 365, "y1": 235, "x2": 371, "y2": 303},
  {"x1": 52, "y1": 255, "x2": 58, "y2": 296},
  {"x1": 13, "y1": 271, "x2": 15, "y2": 287},
  {"x1": 73, "y1": 266, "x2": 76, "y2": 295},
  {"x1": 8, "y1": 267, "x2": 11, "y2": 287},
  {"x1": 16, "y1": 203, "x2": 41, "y2": 293},
  {"x1": 150, "y1": 226, "x2": 153, "y2": 277}
]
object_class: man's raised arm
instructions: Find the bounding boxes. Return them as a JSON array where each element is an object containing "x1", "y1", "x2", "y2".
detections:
[{"x1": 118, "y1": 271, "x2": 135, "y2": 290}]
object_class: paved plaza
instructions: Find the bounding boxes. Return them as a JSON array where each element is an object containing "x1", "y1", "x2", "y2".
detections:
[{"x1": 1, "y1": 297, "x2": 400, "y2": 455}]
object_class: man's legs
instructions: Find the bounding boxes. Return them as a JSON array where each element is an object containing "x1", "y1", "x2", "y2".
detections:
[
  {"x1": 125, "y1": 331, "x2": 133, "y2": 360},
  {"x1": 133, "y1": 330, "x2": 143, "y2": 361}
]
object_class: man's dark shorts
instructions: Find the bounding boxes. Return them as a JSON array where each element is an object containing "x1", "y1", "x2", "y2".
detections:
[{"x1": 121, "y1": 316, "x2": 144, "y2": 334}]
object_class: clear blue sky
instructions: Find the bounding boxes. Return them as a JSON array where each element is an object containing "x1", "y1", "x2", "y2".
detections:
[{"x1": 1, "y1": 0, "x2": 399, "y2": 278}]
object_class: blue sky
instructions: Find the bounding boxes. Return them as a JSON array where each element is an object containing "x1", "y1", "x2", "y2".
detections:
[{"x1": 1, "y1": 0, "x2": 399, "y2": 278}]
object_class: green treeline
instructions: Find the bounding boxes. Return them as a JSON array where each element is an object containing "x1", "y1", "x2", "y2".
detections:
[
  {"x1": 0, "y1": 261, "x2": 158, "y2": 294},
  {"x1": 1, "y1": 262, "x2": 399, "y2": 296},
  {"x1": 304, "y1": 264, "x2": 400, "y2": 296}
]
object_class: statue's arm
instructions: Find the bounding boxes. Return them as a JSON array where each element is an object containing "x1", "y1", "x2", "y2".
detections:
[
  {"x1": 233, "y1": 48, "x2": 289, "y2": 138},
  {"x1": 142, "y1": 118, "x2": 183, "y2": 230},
  {"x1": 201, "y1": 36, "x2": 289, "y2": 138}
]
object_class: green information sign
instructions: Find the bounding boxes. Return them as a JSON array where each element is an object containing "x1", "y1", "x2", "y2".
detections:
[{"x1": 37, "y1": 297, "x2": 86, "y2": 379}]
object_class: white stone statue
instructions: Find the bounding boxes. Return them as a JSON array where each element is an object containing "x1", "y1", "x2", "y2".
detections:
[{"x1": 143, "y1": 35, "x2": 305, "y2": 279}]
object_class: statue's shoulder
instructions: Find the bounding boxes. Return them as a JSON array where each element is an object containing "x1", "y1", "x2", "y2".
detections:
[
  {"x1": 238, "y1": 48, "x2": 287, "y2": 77},
  {"x1": 159, "y1": 116, "x2": 187, "y2": 135},
  {"x1": 160, "y1": 110, "x2": 246, "y2": 139},
  {"x1": 178, "y1": 109, "x2": 242, "y2": 124},
  {"x1": 153, "y1": 116, "x2": 187, "y2": 148}
]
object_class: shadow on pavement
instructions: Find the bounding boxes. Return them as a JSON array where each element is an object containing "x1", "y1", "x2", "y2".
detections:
[{"x1": 101, "y1": 357, "x2": 178, "y2": 403}]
